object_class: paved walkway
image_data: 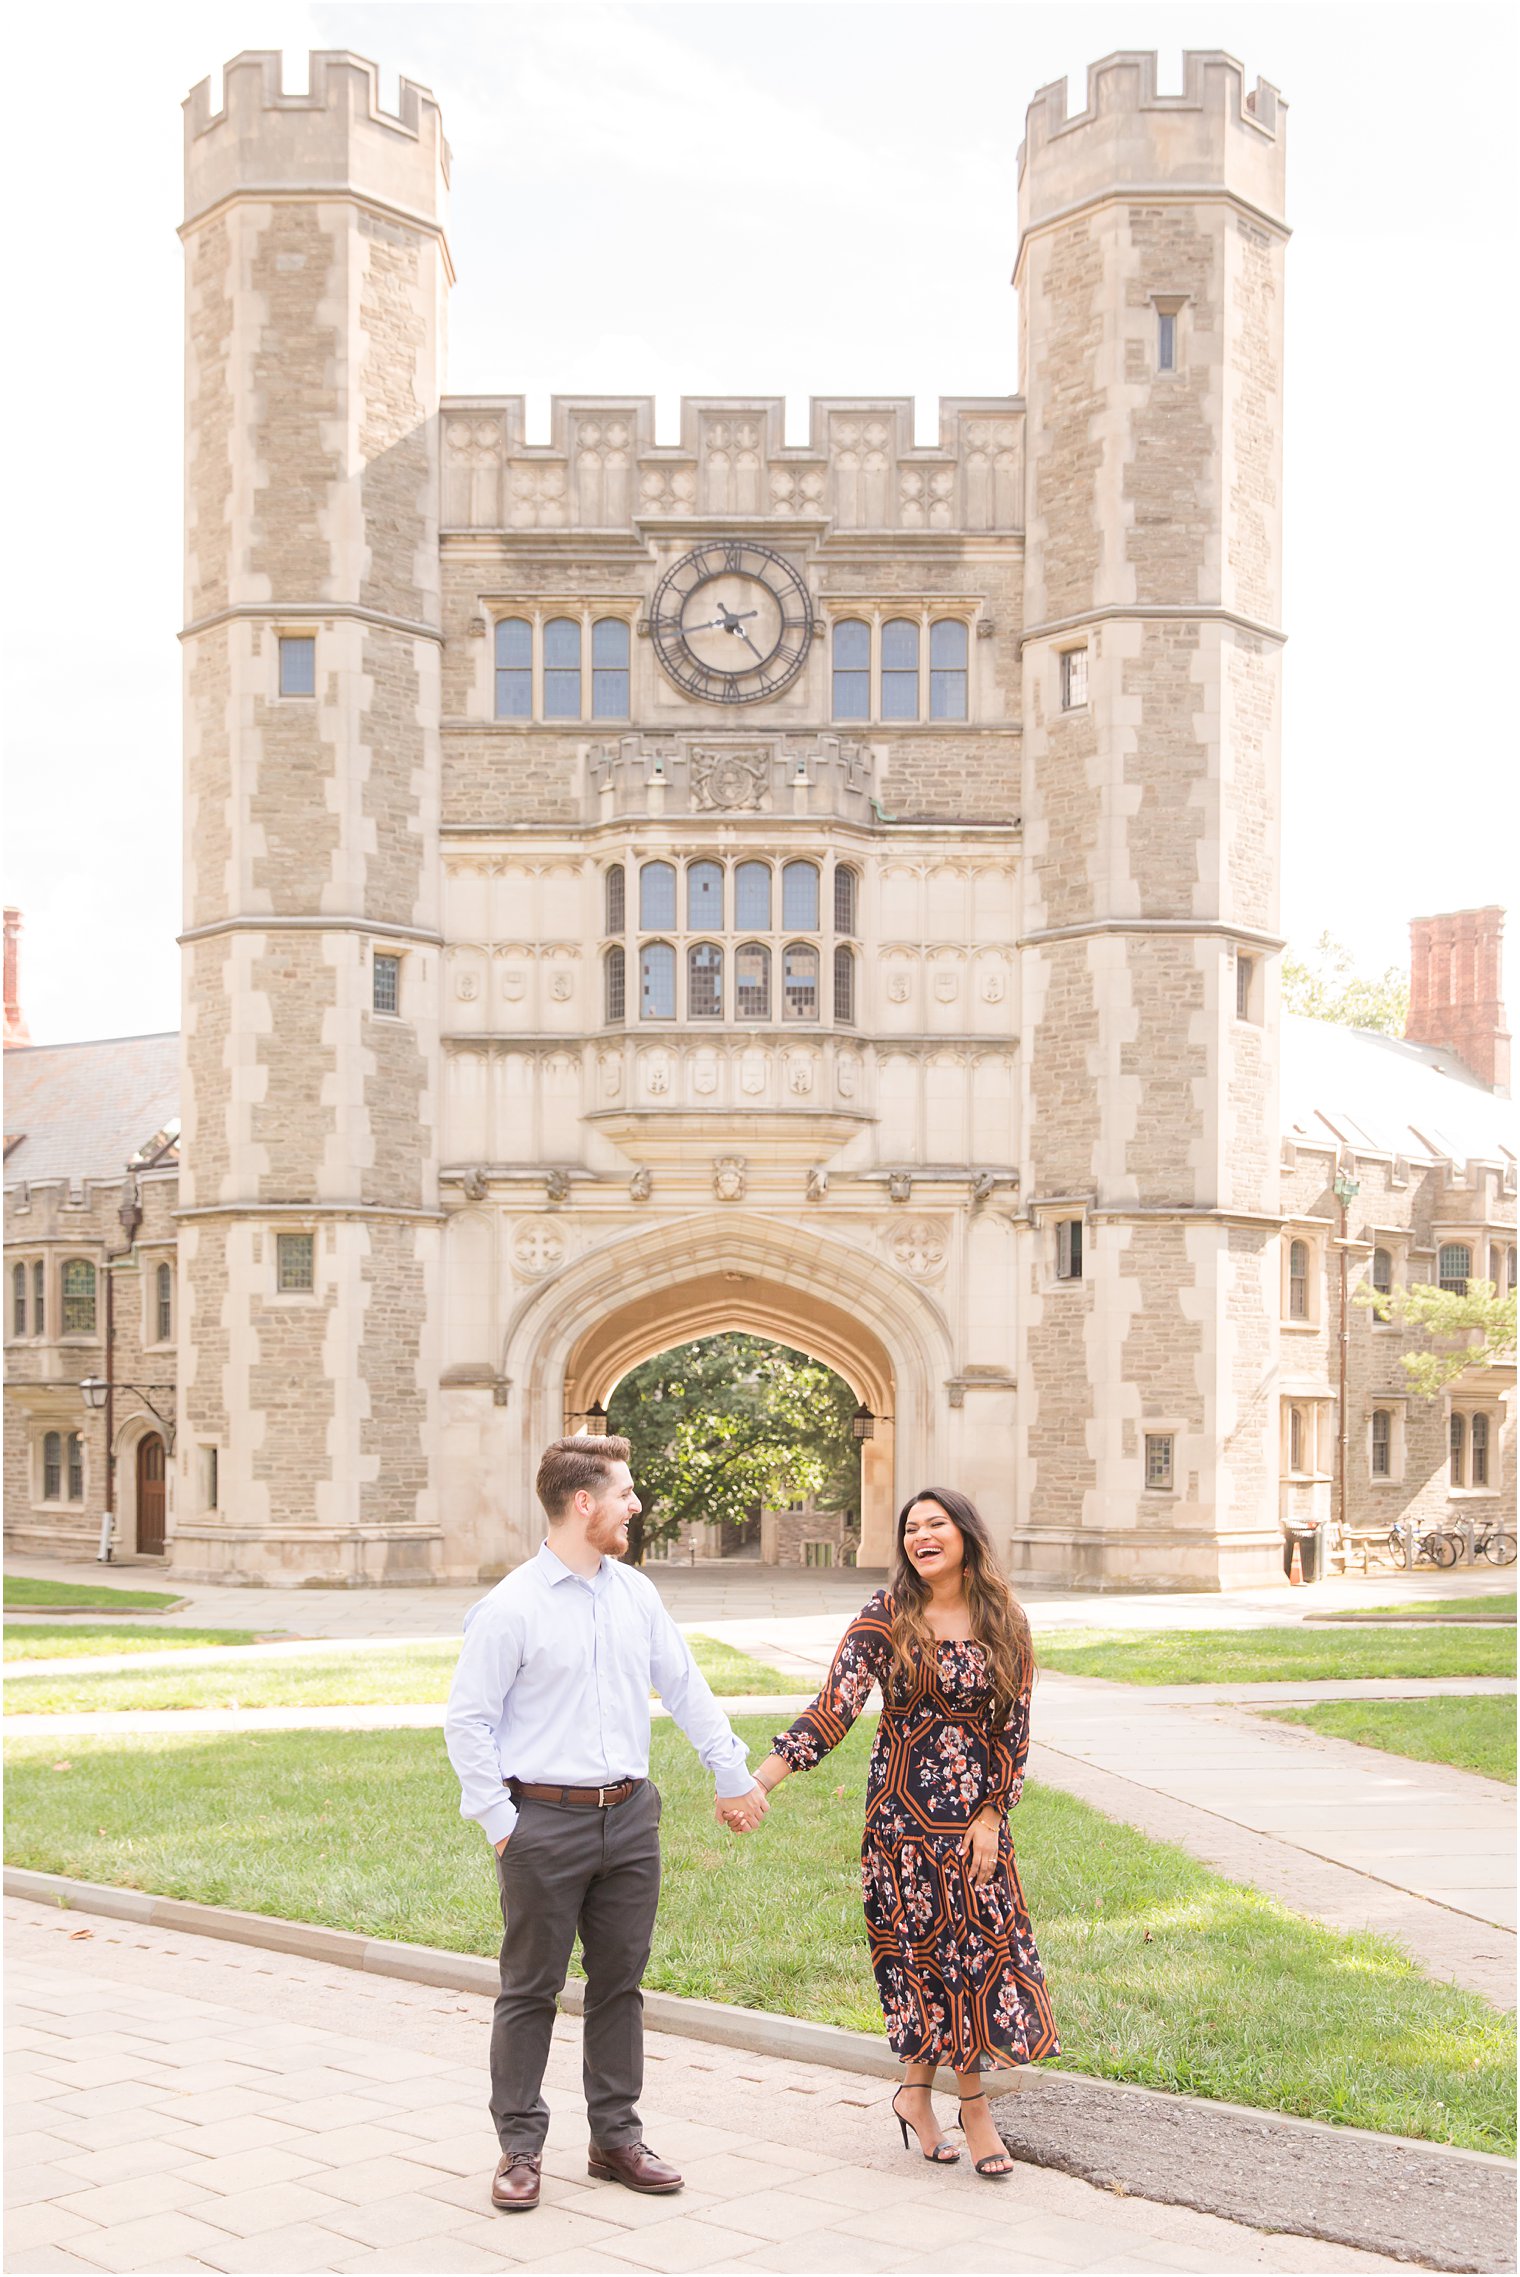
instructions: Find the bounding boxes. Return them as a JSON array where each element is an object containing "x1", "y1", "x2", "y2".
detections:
[{"x1": 4, "y1": 1897, "x2": 1414, "y2": 2276}]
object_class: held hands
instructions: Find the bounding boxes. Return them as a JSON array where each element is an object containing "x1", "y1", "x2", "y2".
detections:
[
  {"x1": 715, "y1": 1783, "x2": 770, "y2": 1835},
  {"x1": 960, "y1": 1807, "x2": 1000, "y2": 1890}
]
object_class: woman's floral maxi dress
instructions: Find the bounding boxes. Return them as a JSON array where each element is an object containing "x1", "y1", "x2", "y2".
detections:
[{"x1": 773, "y1": 1589, "x2": 1059, "y2": 2073}]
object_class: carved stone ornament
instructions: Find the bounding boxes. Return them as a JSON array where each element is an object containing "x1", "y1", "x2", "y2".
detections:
[
  {"x1": 645, "y1": 1054, "x2": 672, "y2": 1097},
  {"x1": 513, "y1": 1221, "x2": 566, "y2": 1278},
  {"x1": 740, "y1": 1055, "x2": 767, "y2": 1096},
  {"x1": 713, "y1": 1156, "x2": 748, "y2": 1202},
  {"x1": 629, "y1": 1167, "x2": 653, "y2": 1202},
  {"x1": 806, "y1": 1166, "x2": 829, "y2": 1202},
  {"x1": 600, "y1": 1052, "x2": 623, "y2": 1098},
  {"x1": 934, "y1": 969, "x2": 959, "y2": 1003},
  {"x1": 691, "y1": 747, "x2": 770, "y2": 812},
  {"x1": 836, "y1": 1057, "x2": 859, "y2": 1100},
  {"x1": 786, "y1": 1055, "x2": 814, "y2": 1096},
  {"x1": 692, "y1": 1056, "x2": 719, "y2": 1097},
  {"x1": 886, "y1": 971, "x2": 912, "y2": 1004},
  {"x1": 461, "y1": 1166, "x2": 488, "y2": 1202},
  {"x1": 887, "y1": 1172, "x2": 913, "y2": 1204},
  {"x1": 980, "y1": 967, "x2": 1005, "y2": 1004},
  {"x1": 502, "y1": 969, "x2": 527, "y2": 1001},
  {"x1": 549, "y1": 972, "x2": 574, "y2": 1002},
  {"x1": 455, "y1": 972, "x2": 480, "y2": 1002},
  {"x1": 544, "y1": 1169, "x2": 572, "y2": 1205},
  {"x1": 889, "y1": 1219, "x2": 947, "y2": 1278}
]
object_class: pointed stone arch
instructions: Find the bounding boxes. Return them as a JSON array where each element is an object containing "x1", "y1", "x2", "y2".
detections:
[{"x1": 502, "y1": 1213, "x2": 953, "y2": 1566}]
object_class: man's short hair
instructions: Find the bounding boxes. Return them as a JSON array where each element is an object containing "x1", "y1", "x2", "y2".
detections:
[{"x1": 536, "y1": 1434, "x2": 633, "y2": 1520}]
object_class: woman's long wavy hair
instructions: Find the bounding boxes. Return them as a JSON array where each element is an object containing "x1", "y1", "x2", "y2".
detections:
[{"x1": 888, "y1": 1487, "x2": 1033, "y2": 1719}]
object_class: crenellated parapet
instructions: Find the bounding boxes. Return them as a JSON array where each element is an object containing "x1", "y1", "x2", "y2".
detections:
[
  {"x1": 1018, "y1": 49, "x2": 1285, "y2": 242},
  {"x1": 183, "y1": 48, "x2": 450, "y2": 238},
  {"x1": 441, "y1": 394, "x2": 1022, "y2": 534}
]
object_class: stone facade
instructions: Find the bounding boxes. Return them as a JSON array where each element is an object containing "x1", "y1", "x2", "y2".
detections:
[{"x1": 8, "y1": 46, "x2": 1512, "y2": 1588}]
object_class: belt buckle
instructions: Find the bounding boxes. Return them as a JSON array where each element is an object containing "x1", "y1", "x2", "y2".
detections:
[{"x1": 597, "y1": 1786, "x2": 607, "y2": 1808}]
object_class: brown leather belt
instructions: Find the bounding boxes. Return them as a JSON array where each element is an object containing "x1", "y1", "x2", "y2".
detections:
[{"x1": 506, "y1": 1776, "x2": 642, "y2": 1809}]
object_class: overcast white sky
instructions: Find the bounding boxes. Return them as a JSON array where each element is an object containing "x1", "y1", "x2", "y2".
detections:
[{"x1": 3, "y1": 0, "x2": 1515, "y2": 1046}]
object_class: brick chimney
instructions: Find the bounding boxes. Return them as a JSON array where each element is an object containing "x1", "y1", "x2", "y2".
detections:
[
  {"x1": 3, "y1": 907, "x2": 28, "y2": 1049},
  {"x1": 1406, "y1": 907, "x2": 1510, "y2": 1092}
]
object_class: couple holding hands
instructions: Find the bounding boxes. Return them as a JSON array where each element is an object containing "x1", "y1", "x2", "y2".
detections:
[{"x1": 444, "y1": 1435, "x2": 1058, "y2": 2214}]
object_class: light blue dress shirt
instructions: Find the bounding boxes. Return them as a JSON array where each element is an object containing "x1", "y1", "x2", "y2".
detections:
[{"x1": 444, "y1": 1540, "x2": 755, "y2": 1847}]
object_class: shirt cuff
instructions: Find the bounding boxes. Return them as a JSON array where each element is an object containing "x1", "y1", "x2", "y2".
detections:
[
  {"x1": 479, "y1": 1794, "x2": 518, "y2": 1847},
  {"x1": 713, "y1": 1748, "x2": 754, "y2": 1801}
]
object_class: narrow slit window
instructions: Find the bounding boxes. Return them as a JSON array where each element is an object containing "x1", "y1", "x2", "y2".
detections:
[
  {"x1": 1144, "y1": 1433, "x2": 1173, "y2": 1491},
  {"x1": 1288, "y1": 1239, "x2": 1309, "y2": 1320},
  {"x1": 605, "y1": 946, "x2": 626, "y2": 1024},
  {"x1": 1471, "y1": 1413, "x2": 1490, "y2": 1488},
  {"x1": 278, "y1": 635, "x2": 316, "y2": 697},
  {"x1": 372, "y1": 954, "x2": 401, "y2": 1016},
  {"x1": 1157, "y1": 309, "x2": 1177, "y2": 372},
  {"x1": 605, "y1": 865, "x2": 626, "y2": 935},
  {"x1": 640, "y1": 942, "x2": 675, "y2": 1020},
  {"x1": 66, "y1": 1432, "x2": 83, "y2": 1503},
  {"x1": 880, "y1": 619, "x2": 920, "y2": 721},
  {"x1": 276, "y1": 1233, "x2": 315, "y2": 1293},
  {"x1": 929, "y1": 619, "x2": 968, "y2": 721},
  {"x1": 32, "y1": 1259, "x2": 44, "y2": 1335},
  {"x1": 1289, "y1": 1405, "x2": 1305, "y2": 1474},
  {"x1": 1449, "y1": 1412, "x2": 1465, "y2": 1488},
  {"x1": 832, "y1": 620, "x2": 870, "y2": 721},
  {"x1": 1370, "y1": 1409, "x2": 1391, "y2": 1478},
  {"x1": 11, "y1": 1262, "x2": 25, "y2": 1337},
  {"x1": 736, "y1": 943, "x2": 770, "y2": 1020},
  {"x1": 592, "y1": 618, "x2": 630, "y2": 718},
  {"x1": 1060, "y1": 648, "x2": 1088, "y2": 711},
  {"x1": 833, "y1": 945, "x2": 855, "y2": 1025},
  {"x1": 156, "y1": 1262, "x2": 173, "y2": 1344},
  {"x1": 42, "y1": 1431, "x2": 61, "y2": 1501},
  {"x1": 1236, "y1": 953, "x2": 1254, "y2": 1020},
  {"x1": 1371, "y1": 1247, "x2": 1393, "y2": 1319},
  {"x1": 494, "y1": 618, "x2": 533, "y2": 718},
  {"x1": 1056, "y1": 1218, "x2": 1083, "y2": 1282},
  {"x1": 543, "y1": 617, "x2": 582, "y2": 719},
  {"x1": 833, "y1": 865, "x2": 857, "y2": 937}
]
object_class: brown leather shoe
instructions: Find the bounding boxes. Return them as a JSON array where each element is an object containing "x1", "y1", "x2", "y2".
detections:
[
  {"x1": 491, "y1": 2150, "x2": 542, "y2": 2211},
  {"x1": 587, "y1": 2140, "x2": 683, "y2": 2194}
]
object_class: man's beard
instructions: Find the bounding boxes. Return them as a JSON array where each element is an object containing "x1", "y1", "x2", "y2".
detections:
[{"x1": 588, "y1": 1507, "x2": 629, "y2": 1557}]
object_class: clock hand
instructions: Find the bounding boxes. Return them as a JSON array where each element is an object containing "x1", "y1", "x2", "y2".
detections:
[{"x1": 737, "y1": 629, "x2": 766, "y2": 661}]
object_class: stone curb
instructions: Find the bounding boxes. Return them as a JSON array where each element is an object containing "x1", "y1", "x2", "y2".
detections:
[
  {"x1": 6, "y1": 1864, "x2": 1511, "y2": 2172},
  {"x1": 4, "y1": 1600, "x2": 192, "y2": 1617}
]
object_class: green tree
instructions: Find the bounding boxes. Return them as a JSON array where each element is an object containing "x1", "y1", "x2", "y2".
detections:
[
  {"x1": 1354, "y1": 1278, "x2": 1518, "y2": 1397},
  {"x1": 1281, "y1": 932, "x2": 1409, "y2": 1037},
  {"x1": 606, "y1": 1333, "x2": 860, "y2": 1564}
]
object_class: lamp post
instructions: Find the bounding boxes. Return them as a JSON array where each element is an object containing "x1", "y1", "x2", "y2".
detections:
[{"x1": 1332, "y1": 1167, "x2": 1361, "y2": 1567}]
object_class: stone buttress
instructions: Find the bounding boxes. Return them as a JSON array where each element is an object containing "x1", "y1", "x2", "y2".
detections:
[
  {"x1": 177, "y1": 52, "x2": 449, "y2": 1582},
  {"x1": 1014, "y1": 53, "x2": 1288, "y2": 1587}
]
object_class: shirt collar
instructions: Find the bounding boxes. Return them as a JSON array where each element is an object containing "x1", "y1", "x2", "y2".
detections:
[{"x1": 536, "y1": 1538, "x2": 607, "y2": 1589}]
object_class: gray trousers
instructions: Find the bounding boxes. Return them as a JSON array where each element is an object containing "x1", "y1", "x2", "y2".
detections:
[{"x1": 490, "y1": 1781, "x2": 662, "y2": 2155}]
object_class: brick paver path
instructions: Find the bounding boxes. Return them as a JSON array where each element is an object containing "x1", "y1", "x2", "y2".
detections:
[{"x1": 4, "y1": 1898, "x2": 1413, "y2": 2276}]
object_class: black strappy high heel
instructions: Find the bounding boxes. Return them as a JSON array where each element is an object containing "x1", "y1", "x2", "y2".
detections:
[
  {"x1": 891, "y1": 2085, "x2": 960, "y2": 2163},
  {"x1": 956, "y1": 2091, "x2": 1014, "y2": 2178}
]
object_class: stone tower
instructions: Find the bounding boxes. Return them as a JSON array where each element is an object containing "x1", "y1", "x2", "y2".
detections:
[
  {"x1": 1014, "y1": 54, "x2": 1288, "y2": 1587},
  {"x1": 177, "y1": 53, "x2": 450, "y2": 1582}
]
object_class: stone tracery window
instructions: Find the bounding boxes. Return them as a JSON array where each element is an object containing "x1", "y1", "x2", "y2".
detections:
[
  {"x1": 687, "y1": 862, "x2": 723, "y2": 929},
  {"x1": 1287, "y1": 1239, "x2": 1309, "y2": 1321},
  {"x1": 688, "y1": 942, "x2": 723, "y2": 1018},
  {"x1": 1438, "y1": 1243, "x2": 1471, "y2": 1295},
  {"x1": 1471, "y1": 1412, "x2": 1490, "y2": 1488},
  {"x1": 156, "y1": 1262, "x2": 173, "y2": 1345},
  {"x1": 833, "y1": 865, "x2": 857, "y2": 936},
  {"x1": 639, "y1": 862, "x2": 676, "y2": 929},
  {"x1": 735, "y1": 862, "x2": 771, "y2": 930},
  {"x1": 640, "y1": 942, "x2": 675, "y2": 1020},
  {"x1": 833, "y1": 945, "x2": 855, "y2": 1025},
  {"x1": 11, "y1": 1262, "x2": 25, "y2": 1337},
  {"x1": 929, "y1": 620, "x2": 968, "y2": 720},
  {"x1": 33, "y1": 1260, "x2": 44, "y2": 1336},
  {"x1": 42, "y1": 1431, "x2": 61, "y2": 1501},
  {"x1": 782, "y1": 943, "x2": 819, "y2": 1022},
  {"x1": 543, "y1": 618, "x2": 581, "y2": 719},
  {"x1": 781, "y1": 861, "x2": 819, "y2": 931},
  {"x1": 494, "y1": 617, "x2": 532, "y2": 717},
  {"x1": 1370, "y1": 1408, "x2": 1391, "y2": 1478},
  {"x1": 61, "y1": 1260, "x2": 97, "y2": 1337},
  {"x1": 880, "y1": 619, "x2": 919, "y2": 720},
  {"x1": 67, "y1": 1432, "x2": 83, "y2": 1502},
  {"x1": 605, "y1": 946, "x2": 626, "y2": 1023},
  {"x1": 591, "y1": 618, "x2": 630, "y2": 718},
  {"x1": 832, "y1": 620, "x2": 870, "y2": 720},
  {"x1": 736, "y1": 943, "x2": 770, "y2": 1020},
  {"x1": 605, "y1": 865, "x2": 626, "y2": 935}
]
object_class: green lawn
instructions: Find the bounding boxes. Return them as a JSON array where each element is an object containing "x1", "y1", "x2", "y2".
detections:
[
  {"x1": 1304, "y1": 1596, "x2": 1516, "y2": 1627},
  {"x1": 4, "y1": 1625, "x2": 269, "y2": 1664},
  {"x1": 1035, "y1": 1625, "x2": 1516, "y2": 1686},
  {"x1": 1265, "y1": 1696, "x2": 1517, "y2": 1784},
  {"x1": 4, "y1": 1576, "x2": 185, "y2": 1612},
  {"x1": 2, "y1": 1633, "x2": 801, "y2": 1714},
  {"x1": 3, "y1": 1718, "x2": 1511, "y2": 2153}
]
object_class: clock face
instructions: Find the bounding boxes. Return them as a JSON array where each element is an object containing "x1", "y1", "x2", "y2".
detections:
[{"x1": 650, "y1": 540, "x2": 814, "y2": 704}]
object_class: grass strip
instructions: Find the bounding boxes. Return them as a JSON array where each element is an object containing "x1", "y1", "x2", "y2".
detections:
[
  {"x1": 3, "y1": 1577, "x2": 185, "y2": 1612},
  {"x1": 2, "y1": 1633, "x2": 801, "y2": 1714},
  {"x1": 4, "y1": 1719, "x2": 1510, "y2": 2153},
  {"x1": 1035, "y1": 1626, "x2": 1516, "y2": 1686},
  {"x1": 1263, "y1": 1696, "x2": 1517, "y2": 1784},
  {"x1": 1303, "y1": 1596, "x2": 1516, "y2": 1627},
  {"x1": 3, "y1": 1625, "x2": 270, "y2": 1664}
]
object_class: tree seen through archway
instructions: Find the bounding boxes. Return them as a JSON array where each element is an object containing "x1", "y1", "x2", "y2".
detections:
[{"x1": 606, "y1": 1333, "x2": 860, "y2": 1565}]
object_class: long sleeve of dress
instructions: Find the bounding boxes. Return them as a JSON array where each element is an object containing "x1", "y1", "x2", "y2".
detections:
[
  {"x1": 771, "y1": 1592, "x2": 892, "y2": 1771},
  {"x1": 983, "y1": 1687, "x2": 1031, "y2": 1813}
]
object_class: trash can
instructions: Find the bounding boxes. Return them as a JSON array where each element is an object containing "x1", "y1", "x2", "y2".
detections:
[{"x1": 1299, "y1": 1524, "x2": 1322, "y2": 1585}]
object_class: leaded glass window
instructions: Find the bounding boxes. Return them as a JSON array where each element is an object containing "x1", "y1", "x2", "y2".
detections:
[
  {"x1": 11, "y1": 1262, "x2": 24, "y2": 1337},
  {"x1": 1371, "y1": 1409, "x2": 1391, "y2": 1478},
  {"x1": 1472, "y1": 1413, "x2": 1490, "y2": 1488},
  {"x1": 1061, "y1": 647, "x2": 1088, "y2": 710},
  {"x1": 881, "y1": 619, "x2": 919, "y2": 720},
  {"x1": 640, "y1": 942, "x2": 675, "y2": 1020},
  {"x1": 735, "y1": 862, "x2": 771, "y2": 930},
  {"x1": 605, "y1": 865, "x2": 626, "y2": 935},
  {"x1": 32, "y1": 1260, "x2": 43, "y2": 1336},
  {"x1": 372, "y1": 954, "x2": 400, "y2": 1015},
  {"x1": 833, "y1": 945, "x2": 855, "y2": 1025},
  {"x1": 494, "y1": 618, "x2": 532, "y2": 718},
  {"x1": 277, "y1": 1233, "x2": 315, "y2": 1293},
  {"x1": 42, "y1": 1431, "x2": 61, "y2": 1500},
  {"x1": 1438, "y1": 1244, "x2": 1471, "y2": 1295},
  {"x1": 592, "y1": 618, "x2": 630, "y2": 718},
  {"x1": 66, "y1": 1432, "x2": 83, "y2": 1502},
  {"x1": 278, "y1": 635, "x2": 315, "y2": 697},
  {"x1": 833, "y1": 866, "x2": 857, "y2": 936},
  {"x1": 782, "y1": 943, "x2": 819, "y2": 1021},
  {"x1": 1371, "y1": 1248, "x2": 1393, "y2": 1320},
  {"x1": 1144, "y1": 1433, "x2": 1173, "y2": 1490},
  {"x1": 61, "y1": 1260, "x2": 96, "y2": 1336},
  {"x1": 157, "y1": 1262, "x2": 173, "y2": 1344},
  {"x1": 1449, "y1": 1411, "x2": 1465, "y2": 1487},
  {"x1": 832, "y1": 620, "x2": 870, "y2": 720},
  {"x1": 605, "y1": 947, "x2": 626, "y2": 1023},
  {"x1": 639, "y1": 862, "x2": 676, "y2": 929},
  {"x1": 543, "y1": 617, "x2": 581, "y2": 719},
  {"x1": 688, "y1": 943, "x2": 723, "y2": 1019},
  {"x1": 781, "y1": 861, "x2": 818, "y2": 932},
  {"x1": 736, "y1": 944, "x2": 770, "y2": 1020},
  {"x1": 929, "y1": 620, "x2": 968, "y2": 720},
  {"x1": 688, "y1": 862, "x2": 723, "y2": 930},
  {"x1": 1288, "y1": 1240, "x2": 1309, "y2": 1320}
]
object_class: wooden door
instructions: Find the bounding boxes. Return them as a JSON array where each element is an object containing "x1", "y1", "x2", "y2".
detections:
[{"x1": 136, "y1": 1434, "x2": 166, "y2": 1555}]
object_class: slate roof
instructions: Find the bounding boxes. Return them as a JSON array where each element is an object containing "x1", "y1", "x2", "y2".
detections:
[
  {"x1": 1280, "y1": 1012, "x2": 1515, "y2": 1168},
  {"x1": 3, "y1": 1034, "x2": 180, "y2": 1187}
]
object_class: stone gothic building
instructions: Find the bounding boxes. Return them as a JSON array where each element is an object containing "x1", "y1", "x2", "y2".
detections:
[{"x1": 3, "y1": 51, "x2": 1513, "y2": 1586}]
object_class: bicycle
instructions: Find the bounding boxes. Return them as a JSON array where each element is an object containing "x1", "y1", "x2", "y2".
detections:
[
  {"x1": 1470, "y1": 1519, "x2": 1516, "y2": 1567},
  {"x1": 1388, "y1": 1523, "x2": 1458, "y2": 1570}
]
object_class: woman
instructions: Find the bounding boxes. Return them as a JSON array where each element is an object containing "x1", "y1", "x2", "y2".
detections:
[{"x1": 748, "y1": 1489, "x2": 1058, "y2": 2178}]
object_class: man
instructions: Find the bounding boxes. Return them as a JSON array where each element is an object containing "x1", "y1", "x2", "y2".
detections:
[{"x1": 444, "y1": 1434, "x2": 769, "y2": 2214}]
